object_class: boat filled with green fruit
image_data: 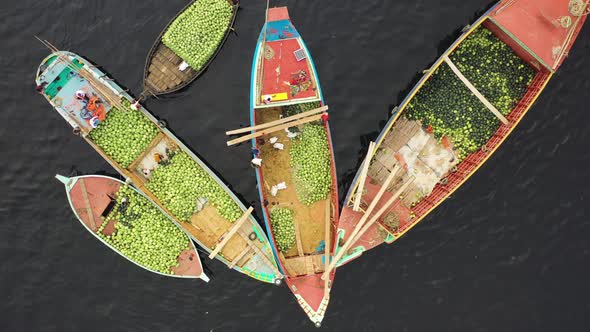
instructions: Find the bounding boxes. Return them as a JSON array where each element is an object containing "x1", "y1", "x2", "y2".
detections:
[
  {"x1": 56, "y1": 174, "x2": 208, "y2": 280},
  {"x1": 336, "y1": 0, "x2": 589, "y2": 266},
  {"x1": 244, "y1": 7, "x2": 339, "y2": 327},
  {"x1": 35, "y1": 48, "x2": 283, "y2": 284},
  {"x1": 142, "y1": 0, "x2": 239, "y2": 96}
]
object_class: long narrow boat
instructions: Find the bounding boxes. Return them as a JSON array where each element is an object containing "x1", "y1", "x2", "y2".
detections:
[
  {"x1": 334, "y1": 0, "x2": 588, "y2": 267},
  {"x1": 142, "y1": 0, "x2": 239, "y2": 97},
  {"x1": 56, "y1": 174, "x2": 208, "y2": 280},
  {"x1": 35, "y1": 47, "x2": 283, "y2": 284},
  {"x1": 248, "y1": 7, "x2": 339, "y2": 327}
]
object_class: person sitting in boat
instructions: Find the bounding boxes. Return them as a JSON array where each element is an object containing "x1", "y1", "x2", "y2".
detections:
[
  {"x1": 142, "y1": 168, "x2": 152, "y2": 178},
  {"x1": 119, "y1": 196, "x2": 130, "y2": 213},
  {"x1": 75, "y1": 90, "x2": 89, "y2": 103},
  {"x1": 154, "y1": 152, "x2": 164, "y2": 164},
  {"x1": 130, "y1": 99, "x2": 141, "y2": 110},
  {"x1": 87, "y1": 96, "x2": 106, "y2": 121}
]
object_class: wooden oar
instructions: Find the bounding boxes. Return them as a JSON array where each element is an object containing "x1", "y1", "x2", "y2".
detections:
[
  {"x1": 321, "y1": 165, "x2": 400, "y2": 280},
  {"x1": 348, "y1": 178, "x2": 415, "y2": 247},
  {"x1": 322, "y1": 176, "x2": 414, "y2": 280},
  {"x1": 226, "y1": 105, "x2": 328, "y2": 135},
  {"x1": 208, "y1": 207, "x2": 253, "y2": 259},
  {"x1": 442, "y1": 55, "x2": 509, "y2": 125},
  {"x1": 323, "y1": 201, "x2": 332, "y2": 296},
  {"x1": 352, "y1": 141, "x2": 375, "y2": 212},
  {"x1": 226, "y1": 113, "x2": 323, "y2": 146}
]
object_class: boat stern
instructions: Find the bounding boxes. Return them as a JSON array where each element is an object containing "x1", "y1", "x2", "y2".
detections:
[
  {"x1": 55, "y1": 174, "x2": 75, "y2": 190},
  {"x1": 286, "y1": 274, "x2": 332, "y2": 327}
]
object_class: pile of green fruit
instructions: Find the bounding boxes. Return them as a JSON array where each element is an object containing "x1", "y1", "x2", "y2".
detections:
[
  {"x1": 270, "y1": 208, "x2": 296, "y2": 253},
  {"x1": 146, "y1": 151, "x2": 242, "y2": 222},
  {"x1": 162, "y1": 0, "x2": 234, "y2": 71},
  {"x1": 450, "y1": 27, "x2": 535, "y2": 114},
  {"x1": 283, "y1": 101, "x2": 321, "y2": 117},
  {"x1": 89, "y1": 104, "x2": 159, "y2": 168},
  {"x1": 290, "y1": 124, "x2": 331, "y2": 205},
  {"x1": 405, "y1": 26, "x2": 535, "y2": 159},
  {"x1": 98, "y1": 184, "x2": 190, "y2": 275}
]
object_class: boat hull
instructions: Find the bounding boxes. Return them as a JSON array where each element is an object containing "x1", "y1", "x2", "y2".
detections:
[
  {"x1": 336, "y1": 0, "x2": 587, "y2": 266},
  {"x1": 142, "y1": 0, "x2": 239, "y2": 96},
  {"x1": 36, "y1": 51, "x2": 282, "y2": 284},
  {"x1": 57, "y1": 174, "x2": 207, "y2": 280},
  {"x1": 249, "y1": 7, "x2": 338, "y2": 326}
]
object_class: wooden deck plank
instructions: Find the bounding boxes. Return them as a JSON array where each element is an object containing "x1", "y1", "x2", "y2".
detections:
[{"x1": 78, "y1": 178, "x2": 97, "y2": 230}]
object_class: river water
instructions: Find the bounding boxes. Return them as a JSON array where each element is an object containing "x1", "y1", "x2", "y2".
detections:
[{"x1": 2, "y1": 0, "x2": 590, "y2": 331}]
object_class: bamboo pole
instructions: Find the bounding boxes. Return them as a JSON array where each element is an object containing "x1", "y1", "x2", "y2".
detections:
[
  {"x1": 321, "y1": 165, "x2": 400, "y2": 280},
  {"x1": 442, "y1": 55, "x2": 509, "y2": 125},
  {"x1": 209, "y1": 207, "x2": 253, "y2": 259},
  {"x1": 348, "y1": 178, "x2": 415, "y2": 246},
  {"x1": 352, "y1": 142, "x2": 375, "y2": 211},
  {"x1": 36, "y1": 38, "x2": 127, "y2": 112},
  {"x1": 226, "y1": 106, "x2": 328, "y2": 135},
  {"x1": 226, "y1": 113, "x2": 323, "y2": 146},
  {"x1": 554, "y1": 0, "x2": 590, "y2": 67},
  {"x1": 323, "y1": 201, "x2": 331, "y2": 269}
]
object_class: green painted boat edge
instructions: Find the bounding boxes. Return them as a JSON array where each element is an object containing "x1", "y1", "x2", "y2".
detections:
[{"x1": 57, "y1": 174, "x2": 209, "y2": 281}]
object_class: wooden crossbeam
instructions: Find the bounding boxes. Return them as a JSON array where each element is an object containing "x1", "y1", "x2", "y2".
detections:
[
  {"x1": 226, "y1": 113, "x2": 324, "y2": 146},
  {"x1": 226, "y1": 106, "x2": 328, "y2": 135},
  {"x1": 352, "y1": 141, "x2": 375, "y2": 212},
  {"x1": 78, "y1": 179, "x2": 97, "y2": 230},
  {"x1": 237, "y1": 227, "x2": 283, "y2": 277},
  {"x1": 228, "y1": 244, "x2": 252, "y2": 269},
  {"x1": 322, "y1": 165, "x2": 400, "y2": 280},
  {"x1": 442, "y1": 55, "x2": 509, "y2": 125},
  {"x1": 348, "y1": 178, "x2": 415, "y2": 247},
  {"x1": 208, "y1": 207, "x2": 253, "y2": 259}
]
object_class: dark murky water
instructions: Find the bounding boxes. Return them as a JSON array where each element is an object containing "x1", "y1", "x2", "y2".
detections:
[{"x1": 2, "y1": 0, "x2": 590, "y2": 331}]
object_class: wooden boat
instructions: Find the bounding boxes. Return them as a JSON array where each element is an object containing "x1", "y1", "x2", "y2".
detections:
[
  {"x1": 142, "y1": 0, "x2": 239, "y2": 97},
  {"x1": 333, "y1": 0, "x2": 589, "y2": 267},
  {"x1": 56, "y1": 174, "x2": 208, "y2": 280},
  {"x1": 246, "y1": 7, "x2": 339, "y2": 327},
  {"x1": 35, "y1": 45, "x2": 283, "y2": 285}
]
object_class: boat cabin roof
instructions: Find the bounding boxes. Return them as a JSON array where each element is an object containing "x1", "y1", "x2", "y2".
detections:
[
  {"x1": 254, "y1": 7, "x2": 321, "y2": 108},
  {"x1": 36, "y1": 52, "x2": 113, "y2": 133},
  {"x1": 489, "y1": 0, "x2": 587, "y2": 71}
]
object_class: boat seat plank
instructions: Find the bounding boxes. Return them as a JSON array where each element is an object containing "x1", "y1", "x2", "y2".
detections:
[
  {"x1": 443, "y1": 55, "x2": 509, "y2": 125},
  {"x1": 209, "y1": 207, "x2": 253, "y2": 259}
]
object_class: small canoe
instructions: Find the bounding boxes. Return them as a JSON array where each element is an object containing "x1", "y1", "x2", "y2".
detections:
[
  {"x1": 142, "y1": 0, "x2": 239, "y2": 97},
  {"x1": 35, "y1": 47, "x2": 283, "y2": 285},
  {"x1": 248, "y1": 7, "x2": 339, "y2": 327},
  {"x1": 336, "y1": 0, "x2": 588, "y2": 266},
  {"x1": 56, "y1": 174, "x2": 208, "y2": 280}
]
